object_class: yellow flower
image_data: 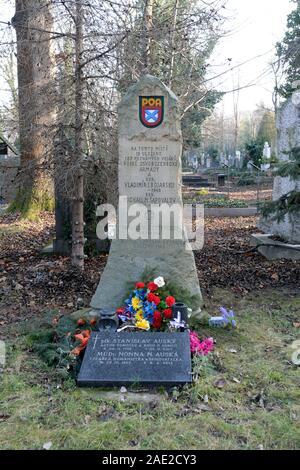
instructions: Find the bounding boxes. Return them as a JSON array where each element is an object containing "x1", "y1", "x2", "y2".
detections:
[
  {"x1": 136, "y1": 319, "x2": 150, "y2": 330},
  {"x1": 135, "y1": 309, "x2": 144, "y2": 321},
  {"x1": 132, "y1": 296, "x2": 142, "y2": 311}
]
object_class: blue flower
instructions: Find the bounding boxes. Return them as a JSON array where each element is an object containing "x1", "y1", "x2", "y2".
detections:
[
  {"x1": 219, "y1": 306, "x2": 237, "y2": 328},
  {"x1": 133, "y1": 288, "x2": 146, "y2": 300},
  {"x1": 220, "y1": 307, "x2": 228, "y2": 317},
  {"x1": 143, "y1": 301, "x2": 156, "y2": 324}
]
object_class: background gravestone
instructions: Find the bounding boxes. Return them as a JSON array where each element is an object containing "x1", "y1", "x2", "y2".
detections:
[
  {"x1": 91, "y1": 75, "x2": 202, "y2": 315},
  {"x1": 259, "y1": 97, "x2": 300, "y2": 243}
]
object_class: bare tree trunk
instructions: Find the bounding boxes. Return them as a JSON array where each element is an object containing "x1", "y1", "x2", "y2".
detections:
[
  {"x1": 272, "y1": 61, "x2": 281, "y2": 116},
  {"x1": 11, "y1": 0, "x2": 55, "y2": 217},
  {"x1": 232, "y1": 72, "x2": 240, "y2": 153},
  {"x1": 71, "y1": 0, "x2": 85, "y2": 270},
  {"x1": 143, "y1": 0, "x2": 154, "y2": 73},
  {"x1": 220, "y1": 102, "x2": 225, "y2": 155},
  {"x1": 168, "y1": 0, "x2": 179, "y2": 87}
]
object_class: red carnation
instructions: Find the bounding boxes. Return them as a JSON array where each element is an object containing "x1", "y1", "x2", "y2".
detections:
[
  {"x1": 153, "y1": 310, "x2": 162, "y2": 329},
  {"x1": 147, "y1": 282, "x2": 158, "y2": 292},
  {"x1": 148, "y1": 293, "x2": 161, "y2": 305},
  {"x1": 116, "y1": 307, "x2": 125, "y2": 314},
  {"x1": 166, "y1": 296, "x2": 175, "y2": 307},
  {"x1": 163, "y1": 308, "x2": 172, "y2": 319},
  {"x1": 147, "y1": 293, "x2": 155, "y2": 302},
  {"x1": 135, "y1": 282, "x2": 145, "y2": 289}
]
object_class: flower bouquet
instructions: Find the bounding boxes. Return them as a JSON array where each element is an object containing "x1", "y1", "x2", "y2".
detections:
[{"x1": 116, "y1": 276, "x2": 181, "y2": 331}]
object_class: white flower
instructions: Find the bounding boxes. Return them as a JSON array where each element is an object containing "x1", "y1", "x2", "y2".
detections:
[{"x1": 154, "y1": 276, "x2": 165, "y2": 288}]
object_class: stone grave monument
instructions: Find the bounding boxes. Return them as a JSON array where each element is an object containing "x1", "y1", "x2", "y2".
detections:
[
  {"x1": 90, "y1": 74, "x2": 202, "y2": 316},
  {"x1": 78, "y1": 75, "x2": 201, "y2": 387}
]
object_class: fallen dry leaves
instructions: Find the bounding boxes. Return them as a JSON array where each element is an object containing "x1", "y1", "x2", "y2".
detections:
[
  {"x1": 195, "y1": 216, "x2": 300, "y2": 297},
  {"x1": 0, "y1": 213, "x2": 299, "y2": 326}
]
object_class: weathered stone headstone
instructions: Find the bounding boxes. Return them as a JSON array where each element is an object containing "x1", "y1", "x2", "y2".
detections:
[
  {"x1": 77, "y1": 331, "x2": 192, "y2": 387},
  {"x1": 259, "y1": 97, "x2": 300, "y2": 243},
  {"x1": 0, "y1": 154, "x2": 20, "y2": 203},
  {"x1": 90, "y1": 75, "x2": 202, "y2": 315}
]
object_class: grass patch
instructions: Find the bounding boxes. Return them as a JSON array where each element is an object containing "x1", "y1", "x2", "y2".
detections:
[
  {"x1": 0, "y1": 225, "x2": 21, "y2": 237},
  {"x1": 183, "y1": 196, "x2": 249, "y2": 208},
  {"x1": 0, "y1": 288, "x2": 299, "y2": 450}
]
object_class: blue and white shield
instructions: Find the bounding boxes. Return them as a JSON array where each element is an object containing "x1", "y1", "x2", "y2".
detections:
[{"x1": 144, "y1": 109, "x2": 159, "y2": 124}]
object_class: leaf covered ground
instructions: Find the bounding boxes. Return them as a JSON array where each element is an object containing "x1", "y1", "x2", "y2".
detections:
[{"x1": 0, "y1": 213, "x2": 299, "y2": 325}]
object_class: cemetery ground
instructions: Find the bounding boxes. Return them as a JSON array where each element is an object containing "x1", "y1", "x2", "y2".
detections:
[{"x1": 0, "y1": 212, "x2": 299, "y2": 450}]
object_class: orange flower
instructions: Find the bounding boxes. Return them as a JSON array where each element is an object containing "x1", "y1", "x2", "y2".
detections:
[
  {"x1": 70, "y1": 346, "x2": 82, "y2": 356},
  {"x1": 90, "y1": 318, "x2": 97, "y2": 326},
  {"x1": 77, "y1": 318, "x2": 86, "y2": 326},
  {"x1": 80, "y1": 337, "x2": 90, "y2": 348},
  {"x1": 73, "y1": 329, "x2": 91, "y2": 354},
  {"x1": 74, "y1": 333, "x2": 85, "y2": 342},
  {"x1": 81, "y1": 330, "x2": 91, "y2": 338}
]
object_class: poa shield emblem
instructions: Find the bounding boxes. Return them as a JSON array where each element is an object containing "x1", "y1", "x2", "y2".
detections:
[{"x1": 139, "y1": 96, "x2": 164, "y2": 128}]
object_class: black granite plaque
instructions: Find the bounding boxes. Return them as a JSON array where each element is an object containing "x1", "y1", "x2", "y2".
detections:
[{"x1": 77, "y1": 331, "x2": 192, "y2": 387}]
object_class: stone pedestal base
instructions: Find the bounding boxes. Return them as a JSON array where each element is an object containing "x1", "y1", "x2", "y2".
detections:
[{"x1": 90, "y1": 238, "x2": 202, "y2": 316}]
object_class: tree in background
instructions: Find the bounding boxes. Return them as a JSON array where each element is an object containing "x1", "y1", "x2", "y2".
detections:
[
  {"x1": 203, "y1": 104, "x2": 276, "y2": 162},
  {"x1": 51, "y1": 0, "x2": 131, "y2": 269},
  {"x1": 256, "y1": 110, "x2": 277, "y2": 156},
  {"x1": 243, "y1": 110, "x2": 276, "y2": 166},
  {"x1": 10, "y1": 0, "x2": 56, "y2": 218},
  {"x1": 118, "y1": 0, "x2": 225, "y2": 149},
  {"x1": 0, "y1": 0, "x2": 226, "y2": 269},
  {"x1": 244, "y1": 140, "x2": 262, "y2": 167},
  {"x1": 276, "y1": 0, "x2": 300, "y2": 98},
  {"x1": 261, "y1": 0, "x2": 300, "y2": 225}
]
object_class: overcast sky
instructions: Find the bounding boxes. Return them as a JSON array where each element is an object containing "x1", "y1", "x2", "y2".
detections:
[
  {"x1": 210, "y1": 0, "x2": 293, "y2": 114},
  {"x1": 0, "y1": 0, "x2": 294, "y2": 115}
]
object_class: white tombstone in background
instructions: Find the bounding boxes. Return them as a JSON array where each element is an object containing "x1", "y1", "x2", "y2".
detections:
[
  {"x1": 192, "y1": 154, "x2": 198, "y2": 169},
  {"x1": 261, "y1": 163, "x2": 270, "y2": 171},
  {"x1": 206, "y1": 157, "x2": 211, "y2": 168},
  {"x1": 263, "y1": 142, "x2": 271, "y2": 159},
  {"x1": 235, "y1": 150, "x2": 241, "y2": 168}
]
